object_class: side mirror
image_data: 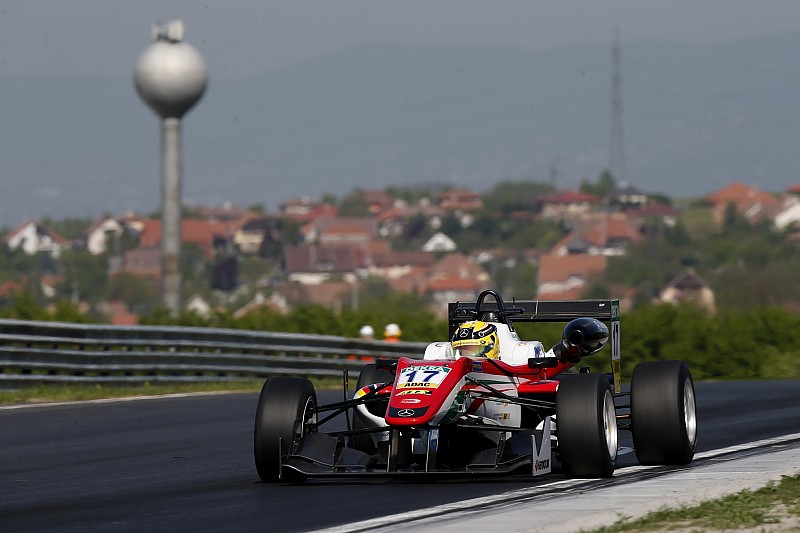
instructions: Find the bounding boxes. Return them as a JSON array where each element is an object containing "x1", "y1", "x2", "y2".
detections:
[
  {"x1": 375, "y1": 359, "x2": 398, "y2": 372},
  {"x1": 552, "y1": 318, "x2": 609, "y2": 363},
  {"x1": 528, "y1": 357, "x2": 560, "y2": 369}
]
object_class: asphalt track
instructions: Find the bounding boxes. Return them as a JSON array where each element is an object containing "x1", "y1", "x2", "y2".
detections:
[{"x1": 1, "y1": 380, "x2": 799, "y2": 532}]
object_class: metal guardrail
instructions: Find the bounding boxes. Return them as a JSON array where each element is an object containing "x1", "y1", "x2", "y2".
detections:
[{"x1": 0, "y1": 319, "x2": 429, "y2": 388}]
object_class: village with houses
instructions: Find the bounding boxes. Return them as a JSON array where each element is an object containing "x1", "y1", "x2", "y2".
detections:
[{"x1": 3, "y1": 178, "x2": 800, "y2": 326}]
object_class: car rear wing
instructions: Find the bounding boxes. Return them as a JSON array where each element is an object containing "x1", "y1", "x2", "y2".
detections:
[
  {"x1": 448, "y1": 295, "x2": 622, "y2": 391},
  {"x1": 448, "y1": 298, "x2": 620, "y2": 330}
]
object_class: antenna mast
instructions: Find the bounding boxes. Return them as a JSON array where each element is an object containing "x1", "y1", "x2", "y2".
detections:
[{"x1": 609, "y1": 29, "x2": 625, "y2": 184}]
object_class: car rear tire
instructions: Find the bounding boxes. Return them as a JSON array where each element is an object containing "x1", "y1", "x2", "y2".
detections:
[
  {"x1": 352, "y1": 363, "x2": 392, "y2": 453},
  {"x1": 631, "y1": 360, "x2": 697, "y2": 465},
  {"x1": 254, "y1": 376, "x2": 317, "y2": 482},
  {"x1": 556, "y1": 373, "x2": 617, "y2": 478}
]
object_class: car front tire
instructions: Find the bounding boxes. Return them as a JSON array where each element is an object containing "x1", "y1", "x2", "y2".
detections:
[{"x1": 254, "y1": 376, "x2": 317, "y2": 482}]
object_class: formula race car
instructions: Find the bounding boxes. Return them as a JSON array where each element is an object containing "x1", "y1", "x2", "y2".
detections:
[{"x1": 254, "y1": 290, "x2": 698, "y2": 482}]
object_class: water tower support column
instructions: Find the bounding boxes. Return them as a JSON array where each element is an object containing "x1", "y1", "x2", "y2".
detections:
[{"x1": 161, "y1": 117, "x2": 182, "y2": 314}]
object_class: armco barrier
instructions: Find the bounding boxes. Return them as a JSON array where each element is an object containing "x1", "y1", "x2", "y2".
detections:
[{"x1": 0, "y1": 319, "x2": 429, "y2": 388}]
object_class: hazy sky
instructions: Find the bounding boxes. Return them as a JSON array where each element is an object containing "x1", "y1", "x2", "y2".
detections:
[
  {"x1": 4, "y1": 1, "x2": 800, "y2": 227},
  {"x1": 4, "y1": 1, "x2": 800, "y2": 80}
]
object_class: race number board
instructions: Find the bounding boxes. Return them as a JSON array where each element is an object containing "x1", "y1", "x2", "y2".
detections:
[{"x1": 611, "y1": 300, "x2": 621, "y2": 393}]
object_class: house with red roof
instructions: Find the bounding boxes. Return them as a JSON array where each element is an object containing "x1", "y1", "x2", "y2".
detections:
[
  {"x1": 607, "y1": 183, "x2": 651, "y2": 210},
  {"x1": 115, "y1": 210, "x2": 262, "y2": 279},
  {"x1": 137, "y1": 219, "x2": 233, "y2": 260},
  {"x1": 773, "y1": 183, "x2": 800, "y2": 230},
  {"x1": 386, "y1": 253, "x2": 489, "y2": 309},
  {"x1": 551, "y1": 213, "x2": 643, "y2": 257},
  {"x1": 439, "y1": 188, "x2": 483, "y2": 211},
  {"x1": 278, "y1": 197, "x2": 338, "y2": 222},
  {"x1": 84, "y1": 216, "x2": 124, "y2": 256},
  {"x1": 775, "y1": 198, "x2": 800, "y2": 231},
  {"x1": 97, "y1": 301, "x2": 139, "y2": 325},
  {"x1": 383, "y1": 266, "x2": 430, "y2": 296},
  {"x1": 703, "y1": 182, "x2": 780, "y2": 224},
  {"x1": 427, "y1": 253, "x2": 489, "y2": 283},
  {"x1": 232, "y1": 216, "x2": 277, "y2": 256},
  {"x1": 631, "y1": 202, "x2": 683, "y2": 229},
  {"x1": 283, "y1": 245, "x2": 369, "y2": 285},
  {"x1": 120, "y1": 246, "x2": 161, "y2": 281},
  {"x1": 4, "y1": 220, "x2": 68, "y2": 258},
  {"x1": 367, "y1": 251, "x2": 437, "y2": 280},
  {"x1": 421, "y1": 232, "x2": 457, "y2": 252},
  {"x1": 371, "y1": 252, "x2": 490, "y2": 315},
  {"x1": 287, "y1": 280, "x2": 357, "y2": 309},
  {"x1": 301, "y1": 216, "x2": 376, "y2": 247},
  {"x1": 233, "y1": 291, "x2": 290, "y2": 317},
  {"x1": 375, "y1": 203, "x2": 446, "y2": 239},
  {"x1": 536, "y1": 253, "x2": 607, "y2": 300},
  {"x1": 425, "y1": 253, "x2": 491, "y2": 310},
  {"x1": 360, "y1": 189, "x2": 396, "y2": 214},
  {"x1": 376, "y1": 205, "x2": 413, "y2": 238},
  {"x1": 658, "y1": 269, "x2": 715, "y2": 313},
  {"x1": 540, "y1": 190, "x2": 601, "y2": 219}
]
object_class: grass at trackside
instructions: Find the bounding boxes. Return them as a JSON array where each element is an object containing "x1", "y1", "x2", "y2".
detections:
[
  {"x1": 586, "y1": 472, "x2": 800, "y2": 532},
  {"x1": 0, "y1": 377, "x2": 349, "y2": 405},
  {"x1": 0, "y1": 382, "x2": 262, "y2": 404}
]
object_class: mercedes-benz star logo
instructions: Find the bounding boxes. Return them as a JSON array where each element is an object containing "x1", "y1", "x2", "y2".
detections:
[{"x1": 397, "y1": 409, "x2": 416, "y2": 417}]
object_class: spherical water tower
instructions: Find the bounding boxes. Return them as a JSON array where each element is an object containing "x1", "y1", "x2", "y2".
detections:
[{"x1": 134, "y1": 20, "x2": 207, "y2": 316}]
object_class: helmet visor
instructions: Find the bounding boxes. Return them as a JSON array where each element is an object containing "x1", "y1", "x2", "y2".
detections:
[{"x1": 455, "y1": 341, "x2": 493, "y2": 357}]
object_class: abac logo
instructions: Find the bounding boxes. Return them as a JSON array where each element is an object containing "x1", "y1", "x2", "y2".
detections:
[
  {"x1": 534, "y1": 458, "x2": 551, "y2": 474},
  {"x1": 533, "y1": 415, "x2": 552, "y2": 477}
]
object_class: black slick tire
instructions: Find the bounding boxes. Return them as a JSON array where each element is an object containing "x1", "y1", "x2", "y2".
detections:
[
  {"x1": 253, "y1": 376, "x2": 316, "y2": 482},
  {"x1": 631, "y1": 360, "x2": 697, "y2": 465},
  {"x1": 556, "y1": 373, "x2": 617, "y2": 478}
]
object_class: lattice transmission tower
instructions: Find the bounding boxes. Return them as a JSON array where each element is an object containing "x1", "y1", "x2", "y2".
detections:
[{"x1": 609, "y1": 29, "x2": 625, "y2": 184}]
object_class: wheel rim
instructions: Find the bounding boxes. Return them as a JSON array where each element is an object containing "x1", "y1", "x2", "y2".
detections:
[
  {"x1": 603, "y1": 390, "x2": 618, "y2": 460},
  {"x1": 293, "y1": 396, "x2": 317, "y2": 451},
  {"x1": 683, "y1": 378, "x2": 697, "y2": 446}
]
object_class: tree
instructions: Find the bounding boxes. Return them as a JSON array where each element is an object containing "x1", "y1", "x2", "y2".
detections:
[
  {"x1": 57, "y1": 249, "x2": 109, "y2": 303},
  {"x1": 579, "y1": 170, "x2": 617, "y2": 197},
  {"x1": 439, "y1": 212, "x2": 462, "y2": 237},
  {"x1": 41, "y1": 216, "x2": 92, "y2": 240},
  {"x1": 402, "y1": 213, "x2": 427, "y2": 240},
  {"x1": 0, "y1": 248, "x2": 36, "y2": 283},
  {"x1": 272, "y1": 218, "x2": 301, "y2": 246},
  {"x1": 337, "y1": 189, "x2": 371, "y2": 216},
  {"x1": 181, "y1": 243, "x2": 210, "y2": 295},
  {"x1": 482, "y1": 180, "x2": 553, "y2": 212},
  {"x1": 107, "y1": 273, "x2": 159, "y2": 314},
  {"x1": 320, "y1": 192, "x2": 338, "y2": 206},
  {"x1": 503, "y1": 219, "x2": 564, "y2": 250},
  {"x1": 508, "y1": 260, "x2": 538, "y2": 299}
]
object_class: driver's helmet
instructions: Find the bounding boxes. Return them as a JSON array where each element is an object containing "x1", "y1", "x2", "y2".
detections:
[{"x1": 451, "y1": 321, "x2": 500, "y2": 359}]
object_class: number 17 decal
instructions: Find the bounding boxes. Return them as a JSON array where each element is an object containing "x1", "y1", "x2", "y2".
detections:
[{"x1": 397, "y1": 366, "x2": 450, "y2": 389}]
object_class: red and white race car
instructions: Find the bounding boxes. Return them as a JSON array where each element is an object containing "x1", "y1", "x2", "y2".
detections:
[{"x1": 254, "y1": 290, "x2": 698, "y2": 482}]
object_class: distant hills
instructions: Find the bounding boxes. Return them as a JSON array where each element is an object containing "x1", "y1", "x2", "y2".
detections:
[{"x1": 3, "y1": 32, "x2": 800, "y2": 227}]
